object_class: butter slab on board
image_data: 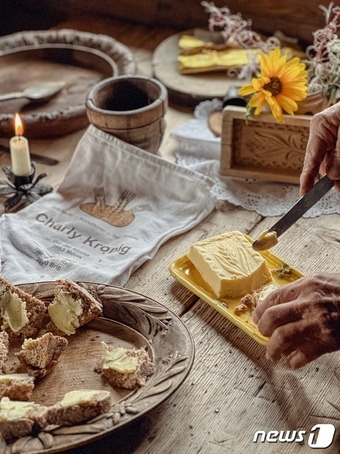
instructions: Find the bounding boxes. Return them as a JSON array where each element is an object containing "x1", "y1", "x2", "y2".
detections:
[{"x1": 169, "y1": 233, "x2": 303, "y2": 345}]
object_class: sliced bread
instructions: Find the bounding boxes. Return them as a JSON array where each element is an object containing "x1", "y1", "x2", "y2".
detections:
[
  {"x1": 0, "y1": 374, "x2": 35, "y2": 401},
  {"x1": 0, "y1": 332, "x2": 9, "y2": 373},
  {"x1": 16, "y1": 332, "x2": 68, "y2": 379},
  {"x1": 0, "y1": 277, "x2": 46, "y2": 343},
  {"x1": 47, "y1": 280, "x2": 103, "y2": 336},
  {"x1": 0, "y1": 397, "x2": 46, "y2": 443},
  {"x1": 99, "y1": 343, "x2": 156, "y2": 390},
  {"x1": 42, "y1": 389, "x2": 111, "y2": 427}
]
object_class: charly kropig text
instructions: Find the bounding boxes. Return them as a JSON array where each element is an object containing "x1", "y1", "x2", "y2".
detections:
[{"x1": 36, "y1": 213, "x2": 131, "y2": 255}]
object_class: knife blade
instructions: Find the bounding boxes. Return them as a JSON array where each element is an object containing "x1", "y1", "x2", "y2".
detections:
[
  {"x1": 0, "y1": 144, "x2": 59, "y2": 166},
  {"x1": 253, "y1": 175, "x2": 334, "y2": 250}
]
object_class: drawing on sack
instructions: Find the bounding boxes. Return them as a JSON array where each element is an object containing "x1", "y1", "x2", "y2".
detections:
[{"x1": 80, "y1": 188, "x2": 146, "y2": 227}]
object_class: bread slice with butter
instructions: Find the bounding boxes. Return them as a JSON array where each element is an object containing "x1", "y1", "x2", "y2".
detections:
[
  {"x1": 0, "y1": 374, "x2": 35, "y2": 401},
  {"x1": 47, "y1": 279, "x2": 103, "y2": 336},
  {"x1": 0, "y1": 390, "x2": 110, "y2": 443},
  {"x1": 42, "y1": 389, "x2": 111, "y2": 427},
  {"x1": 16, "y1": 332, "x2": 68, "y2": 379},
  {"x1": 0, "y1": 277, "x2": 46, "y2": 343},
  {"x1": 99, "y1": 343, "x2": 156, "y2": 390},
  {"x1": 0, "y1": 397, "x2": 46, "y2": 443},
  {"x1": 188, "y1": 231, "x2": 272, "y2": 299}
]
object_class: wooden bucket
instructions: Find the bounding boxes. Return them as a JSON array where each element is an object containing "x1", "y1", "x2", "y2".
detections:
[{"x1": 86, "y1": 75, "x2": 168, "y2": 154}]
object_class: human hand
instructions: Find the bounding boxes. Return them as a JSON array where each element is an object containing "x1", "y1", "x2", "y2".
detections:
[
  {"x1": 252, "y1": 274, "x2": 340, "y2": 368},
  {"x1": 300, "y1": 102, "x2": 340, "y2": 195}
]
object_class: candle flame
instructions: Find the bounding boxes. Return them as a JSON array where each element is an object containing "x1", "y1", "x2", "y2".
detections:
[{"x1": 14, "y1": 113, "x2": 24, "y2": 136}]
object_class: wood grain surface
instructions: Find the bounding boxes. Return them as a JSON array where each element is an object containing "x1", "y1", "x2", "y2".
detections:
[{"x1": 0, "y1": 14, "x2": 339, "y2": 454}]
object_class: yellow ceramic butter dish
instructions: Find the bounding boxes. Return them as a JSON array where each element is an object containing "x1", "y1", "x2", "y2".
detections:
[{"x1": 169, "y1": 232, "x2": 303, "y2": 345}]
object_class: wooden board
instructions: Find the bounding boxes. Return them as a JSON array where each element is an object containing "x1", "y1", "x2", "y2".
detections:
[
  {"x1": 152, "y1": 31, "x2": 245, "y2": 107},
  {"x1": 0, "y1": 29, "x2": 136, "y2": 139},
  {"x1": 1, "y1": 16, "x2": 340, "y2": 454}
]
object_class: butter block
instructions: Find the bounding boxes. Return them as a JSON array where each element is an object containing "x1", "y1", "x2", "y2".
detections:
[{"x1": 188, "y1": 231, "x2": 272, "y2": 298}]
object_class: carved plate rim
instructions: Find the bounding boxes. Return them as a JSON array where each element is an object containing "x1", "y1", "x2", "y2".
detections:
[
  {"x1": 0, "y1": 29, "x2": 136, "y2": 138},
  {"x1": 5, "y1": 281, "x2": 195, "y2": 454}
]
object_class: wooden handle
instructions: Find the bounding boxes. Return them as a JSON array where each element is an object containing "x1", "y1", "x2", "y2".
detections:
[{"x1": 0, "y1": 91, "x2": 23, "y2": 102}]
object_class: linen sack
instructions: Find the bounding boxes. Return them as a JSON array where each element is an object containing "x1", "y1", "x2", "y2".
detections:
[{"x1": 0, "y1": 125, "x2": 215, "y2": 285}]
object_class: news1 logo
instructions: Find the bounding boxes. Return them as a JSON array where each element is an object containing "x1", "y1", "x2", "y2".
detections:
[
  {"x1": 309, "y1": 424, "x2": 336, "y2": 448},
  {"x1": 253, "y1": 424, "x2": 336, "y2": 448}
]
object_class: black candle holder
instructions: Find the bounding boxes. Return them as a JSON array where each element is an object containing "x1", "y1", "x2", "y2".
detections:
[{"x1": 0, "y1": 163, "x2": 53, "y2": 212}]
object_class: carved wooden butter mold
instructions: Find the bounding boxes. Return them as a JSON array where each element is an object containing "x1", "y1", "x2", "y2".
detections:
[{"x1": 220, "y1": 106, "x2": 311, "y2": 184}]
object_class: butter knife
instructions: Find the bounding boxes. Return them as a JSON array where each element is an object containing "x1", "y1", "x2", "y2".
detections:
[
  {"x1": 0, "y1": 144, "x2": 59, "y2": 166},
  {"x1": 253, "y1": 175, "x2": 334, "y2": 250}
]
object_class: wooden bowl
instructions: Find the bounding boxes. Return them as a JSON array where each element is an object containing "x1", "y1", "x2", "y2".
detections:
[
  {"x1": 0, "y1": 29, "x2": 136, "y2": 138},
  {"x1": 86, "y1": 75, "x2": 168, "y2": 153}
]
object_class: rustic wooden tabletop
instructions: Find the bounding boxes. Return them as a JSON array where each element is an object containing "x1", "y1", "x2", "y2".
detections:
[{"x1": 0, "y1": 15, "x2": 339, "y2": 454}]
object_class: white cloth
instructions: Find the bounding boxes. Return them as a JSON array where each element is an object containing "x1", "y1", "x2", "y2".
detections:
[
  {"x1": 172, "y1": 99, "x2": 340, "y2": 217},
  {"x1": 0, "y1": 125, "x2": 215, "y2": 285}
]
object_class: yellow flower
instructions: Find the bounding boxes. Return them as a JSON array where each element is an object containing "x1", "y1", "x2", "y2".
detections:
[{"x1": 238, "y1": 48, "x2": 308, "y2": 123}]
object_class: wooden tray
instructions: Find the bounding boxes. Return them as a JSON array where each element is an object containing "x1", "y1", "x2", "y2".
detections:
[
  {"x1": 5, "y1": 282, "x2": 194, "y2": 454},
  {"x1": 0, "y1": 29, "x2": 136, "y2": 139},
  {"x1": 152, "y1": 29, "x2": 244, "y2": 107}
]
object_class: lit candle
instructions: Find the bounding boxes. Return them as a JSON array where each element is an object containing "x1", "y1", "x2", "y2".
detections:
[{"x1": 10, "y1": 113, "x2": 32, "y2": 176}]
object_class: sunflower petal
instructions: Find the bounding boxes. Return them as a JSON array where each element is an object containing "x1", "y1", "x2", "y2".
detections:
[
  {"x1": 275, "y1": 94, "x2": 298, "y2": 114},
  {"x1": 248, "y1": 92, "x2": 266, "y2": 115},
  {"x1": 269, "y1": 98, "x2": 284, "y2": 123},
  {"x1": 238, "y1": 84, "x2": 256, "y2": 96}
]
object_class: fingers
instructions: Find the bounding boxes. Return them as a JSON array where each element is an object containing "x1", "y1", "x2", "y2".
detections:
[
  {"x1": 326, "y1": 125, "x2": 340, "y2": 181},
  {"x1": 265, "y1": 318, "x2": 314, "y2": 362},
  {"x1": 285, "y1": 348, "x2": 320, "y2": 369},
  {"x1": 256, "y1": 301, "x2": 304, "y2": 337},
  {"x1": 300, "y1": 135, "x2": 327, "y2": 195},
  {"x1": 300, "y1": 102, "x2": 340, "y2": 195},
  {"x1": 252, "y1": 278, "x2": 304, "y2": 324},
  {"x1": 254, "y1": 272, "x2": 340, "y2": 368}
]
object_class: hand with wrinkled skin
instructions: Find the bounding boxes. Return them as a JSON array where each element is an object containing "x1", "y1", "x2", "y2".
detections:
[
  {"x1": 252, "y1": 274, "x2": 340, "y2": 369},
  {"x1": 300, "y1": 102, "x2": 340, "y2": 195}
]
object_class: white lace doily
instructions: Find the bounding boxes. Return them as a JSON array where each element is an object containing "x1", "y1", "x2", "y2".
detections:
[{"x1": 171, "y1": 99, "x2": 340, "y2": 217}]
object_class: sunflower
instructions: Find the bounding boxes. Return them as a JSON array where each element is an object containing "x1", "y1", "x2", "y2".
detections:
[{"x1": 238, "y1": 48, "x2": 308, "y2": 123}]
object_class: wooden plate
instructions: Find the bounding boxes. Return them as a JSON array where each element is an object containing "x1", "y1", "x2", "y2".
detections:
[
  {"x1": 152, "y1": 30, "x2": 245, "y2": 107},
  {"x1": 0, "y1": 29, "x2": 136, "y2": 138},
  {"x1": 5, "y1": 282, "x2": 194, "y2": 454}
]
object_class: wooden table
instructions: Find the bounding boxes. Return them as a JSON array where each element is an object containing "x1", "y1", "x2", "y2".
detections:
[{"x1": 1, "y1": 16, "x2": 339, "y2": 454}]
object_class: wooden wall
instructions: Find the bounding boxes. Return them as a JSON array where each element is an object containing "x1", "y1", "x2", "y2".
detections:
[{"x1": 12, "y1": 1, "x2": 335, "y2": 44}]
